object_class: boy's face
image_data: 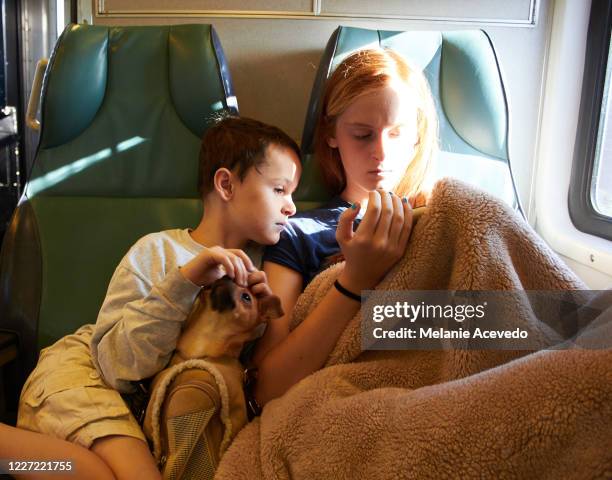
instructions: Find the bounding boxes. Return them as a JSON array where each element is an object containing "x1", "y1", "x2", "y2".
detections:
[{"x1": 231, "y1": 144, "x2": 301, "y2": 245}]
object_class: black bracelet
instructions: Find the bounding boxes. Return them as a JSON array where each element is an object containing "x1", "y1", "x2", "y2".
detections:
[{"x1": 334, "y1": 279, "x2": 361, "y2": 302}]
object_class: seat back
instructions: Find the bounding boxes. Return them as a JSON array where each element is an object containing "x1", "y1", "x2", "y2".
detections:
[
  {"x1": 0, "y1": 24, "x2": 236, "y2": 384},
  {"x1": 296, "y1": 26, "x2": 522, "y2": 213}
]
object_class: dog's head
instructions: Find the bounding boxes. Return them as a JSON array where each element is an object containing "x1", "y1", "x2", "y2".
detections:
[{"x1": 175, "y1": 276, "x2": 283, "y2": 360}]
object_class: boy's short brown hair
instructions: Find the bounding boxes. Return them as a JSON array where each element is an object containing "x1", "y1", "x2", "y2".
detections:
[{"x1": 198, "y1": 116, "x2": 300, "y2": 198}]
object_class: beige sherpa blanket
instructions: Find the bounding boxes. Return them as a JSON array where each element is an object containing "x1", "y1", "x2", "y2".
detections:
[{"x1": 216, "y1": 178, "x2": 612, "y2": 479}]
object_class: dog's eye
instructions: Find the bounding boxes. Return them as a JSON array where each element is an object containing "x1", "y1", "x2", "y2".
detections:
[{"x1": 241, "y1": 292, "x2": 252, "y2": 304}]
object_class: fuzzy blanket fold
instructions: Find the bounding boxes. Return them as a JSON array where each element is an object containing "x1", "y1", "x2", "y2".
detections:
[{"x1": 215, "y1": 179, "x2": 612, "y2": 479}]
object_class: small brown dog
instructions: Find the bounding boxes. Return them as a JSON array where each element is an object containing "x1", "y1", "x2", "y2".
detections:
[
  {"x1": 144, "y1": 276, "x2": 283, "y2": 479},
  {"x1": 173, "y1": 275, "x2": 283, "y2": 363}
]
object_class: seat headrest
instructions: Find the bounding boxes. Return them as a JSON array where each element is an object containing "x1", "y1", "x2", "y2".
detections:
[
  {"x1": 302, "y1": 27, "x2": 507, "y2": 160},
  {"x1": 29, "y1": 24, "x2": 236, "y2": 198},
  {"x1": 297, "y1": 26, "x2": 514, "y2": 208}
]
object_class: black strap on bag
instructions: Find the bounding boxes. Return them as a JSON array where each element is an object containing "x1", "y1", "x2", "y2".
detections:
[{"x1": 121, "y1": 379, "x2": 152, "y2": 425}]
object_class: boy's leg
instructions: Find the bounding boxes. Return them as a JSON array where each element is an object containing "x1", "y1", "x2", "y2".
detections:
[
  {"x1": 91, "y1": 435, "x2": 161, "y2": 480},
  {"x1": 0, "y1": 422, "x2": 114, "y2": 480}
]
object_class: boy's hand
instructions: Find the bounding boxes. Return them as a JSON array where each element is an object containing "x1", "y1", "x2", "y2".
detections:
[
  {"x1": 247, "y1": 270, "x2": 273, "y2": 299},
  {"x1": 180, "y1": 246, "x2": 255, "y2": 287}
]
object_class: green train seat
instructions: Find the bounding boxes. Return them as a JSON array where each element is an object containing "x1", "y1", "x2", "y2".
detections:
[
  {"x1": 296, "y1": 26, "x2": 522, "y2": 214},
  {"x1": 0, "y1": 23, "x2": 237, "y2": 415}
]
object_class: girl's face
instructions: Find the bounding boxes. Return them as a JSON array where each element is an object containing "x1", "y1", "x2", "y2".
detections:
[{"x1": 327, "y1": 84, "x2": 419, "y2": 201}]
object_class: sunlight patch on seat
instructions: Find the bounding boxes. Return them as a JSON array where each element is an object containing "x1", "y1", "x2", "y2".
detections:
[
  {"x1": 27, "y1": 136, "x2": 148, "y2": 196},
  {"x1": 27, "y1": 147, "x2": 112, "y2": 196},
  {"x1": 116, "y1": 136, "x2": 146, "y2": 152}
]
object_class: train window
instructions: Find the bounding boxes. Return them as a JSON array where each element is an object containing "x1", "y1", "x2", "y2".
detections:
[
  {"x1": 52, "y1": 0, "x2": 71, "y2": 39},
  {"x1": 56, "y1": 0, "x2": 66, "y2": 38},
  {"x1": 569, "y1": 0, "x2": 612, "y2": 240},
  {"x1": 593, "y1": 40, "x2": 612, "y2": 218}
]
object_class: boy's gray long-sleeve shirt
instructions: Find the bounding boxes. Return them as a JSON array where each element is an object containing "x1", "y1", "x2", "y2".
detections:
[{"x1": 90, "y1": 229, "x2": 204, "y2": 393}]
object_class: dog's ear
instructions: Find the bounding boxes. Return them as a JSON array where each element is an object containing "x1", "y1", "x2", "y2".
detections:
[{"x1": 258, "y1": 295, "x2": 284, "y2": 322}]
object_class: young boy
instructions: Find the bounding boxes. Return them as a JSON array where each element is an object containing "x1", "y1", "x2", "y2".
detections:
[{"x1": 3, "y1": 116, "x2": 301, "y2": 479}]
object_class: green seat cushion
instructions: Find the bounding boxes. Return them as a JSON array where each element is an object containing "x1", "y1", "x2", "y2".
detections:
[{"x1": 31, "y1": 196, "x2": 202, "y2": 347}]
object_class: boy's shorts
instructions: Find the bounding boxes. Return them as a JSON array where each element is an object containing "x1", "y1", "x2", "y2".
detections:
[{"x1": 18, "y1": 324, "x2": 146, "y2": 449}]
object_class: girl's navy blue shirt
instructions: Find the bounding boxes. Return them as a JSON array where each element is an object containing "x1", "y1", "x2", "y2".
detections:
[{"x1": 262, "y1": 196, "x2": 362, "y2": 289}]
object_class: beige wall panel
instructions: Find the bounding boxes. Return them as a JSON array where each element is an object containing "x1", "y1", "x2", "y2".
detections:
[
  {"x1": 321, "y1": 0, "x2": 534, "y2": 22},
  {"x1": 94, "y1": 0, "x2": 550, "y2": 209},
  {"x1": 102, "y1": 0, "x2": 313, "y2": 14}
]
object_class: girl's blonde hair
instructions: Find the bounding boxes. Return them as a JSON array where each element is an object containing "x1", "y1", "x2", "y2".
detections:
[{"x1": 314, "y1": 48, "x2": 438, "y2": 198}]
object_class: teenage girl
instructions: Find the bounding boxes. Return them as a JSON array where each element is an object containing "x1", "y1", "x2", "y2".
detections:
[{"x1": 253, "y1": 49, "x2": 438, "y2": 405}]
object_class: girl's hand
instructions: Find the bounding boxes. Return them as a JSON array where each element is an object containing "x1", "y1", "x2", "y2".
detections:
[
  {"x1": 180, "y1": 246, "x2": 255, "y2": 287},
  {"x1": 335, "y1": 189, "x2": 413, "y2": 292}
]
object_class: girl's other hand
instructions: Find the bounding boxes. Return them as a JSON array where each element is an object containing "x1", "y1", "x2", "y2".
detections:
[
  {"x1": 335, "y1": 189, "x2": 413, "y2": 292},
  {"x1": 180, "y1": 246, "x2": 255, "y2": 287}
]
